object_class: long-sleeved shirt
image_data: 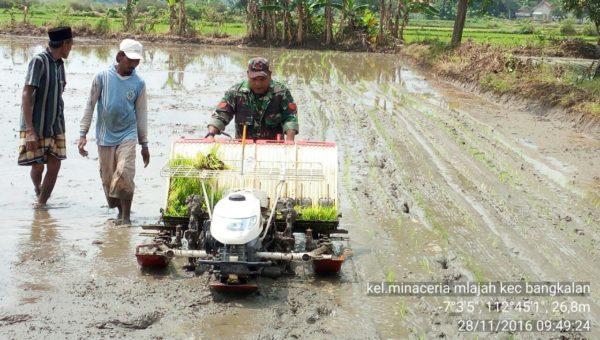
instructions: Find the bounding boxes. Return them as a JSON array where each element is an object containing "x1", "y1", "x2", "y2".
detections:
[
  {"x1": 80, "y1": 65, "x2": 148, "y2": 147},
  {"x1": 208, "y1": 79, "x2": 299, "y2": 139}
]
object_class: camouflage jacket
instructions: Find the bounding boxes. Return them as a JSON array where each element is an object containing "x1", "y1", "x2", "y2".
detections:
[{"x1": 208, "y1": 80, "x2": 299, "y2": 140}]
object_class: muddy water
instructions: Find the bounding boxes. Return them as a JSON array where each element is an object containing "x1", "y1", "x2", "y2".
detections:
[{"x1": 1, "y1": 36, "x2": 600, "y2": 339}]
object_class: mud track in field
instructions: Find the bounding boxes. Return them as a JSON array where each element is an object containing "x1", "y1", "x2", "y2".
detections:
[{"x1": 0, "y1": 36, "x2": 599, "y2": 339}]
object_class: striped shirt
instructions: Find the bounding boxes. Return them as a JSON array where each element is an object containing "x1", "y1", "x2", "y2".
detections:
[
  {"x1": 80, "y1": 65, "x2": 148, "y2": 147},
  {"x1": 20, "y1": 49, "x2": 66, "y2": 138}
]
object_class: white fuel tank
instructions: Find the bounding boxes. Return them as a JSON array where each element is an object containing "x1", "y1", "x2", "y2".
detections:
[{"x1": 211, "y1": 191, "x2": 262, "y2": 245}]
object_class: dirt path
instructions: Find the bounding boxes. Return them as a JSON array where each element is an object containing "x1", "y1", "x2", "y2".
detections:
[{"x1": 0, "y1": 37, "x2": 598, "y2": 339}]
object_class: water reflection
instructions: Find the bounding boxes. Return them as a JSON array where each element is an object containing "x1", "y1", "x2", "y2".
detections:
[
  {"x1": 24, "y1": 208, "x2": 60, "y2": 260},
  {"x1": 95, "y1": 223, "x2": 134, "y2": 277},
  {"x1": 0, "y1": 37, "x2": 443, "y2": 132},
  {"x1": 0, "y1": 38, "x2": 415, "y2": 87},
  {"x1": 2, "y1": 39, "x2": 27, "y2": 66},
  {"x1": 94, "y1": 45, "x2": 112, "y2": 62},
  {"x1": 163, "y1": 53, "x2": 191, "y2": 90},
  {"x1": 271, "y1": 50, "x2": 407, "y2": 85},
  {"x1": 21, "y1": 208, "x2": 60, "y2": 277},
  {"x1": 12, "y1": 208, "x2": 61, "y2": 304}
]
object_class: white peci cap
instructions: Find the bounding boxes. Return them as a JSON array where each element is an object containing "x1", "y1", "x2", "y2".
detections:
[{"x1": 119, "y1": 39, "x2": 143, "y2": 60}]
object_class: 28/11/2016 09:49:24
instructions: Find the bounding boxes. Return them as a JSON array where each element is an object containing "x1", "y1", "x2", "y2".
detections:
[{"x1": 457, "y1": 319, "x2": 591, "y2": 332}]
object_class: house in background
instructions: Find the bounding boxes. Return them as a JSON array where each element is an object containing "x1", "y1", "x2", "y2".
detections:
[
  {"x1": 516, "y1": 0, "x2": 553, "y2": 21},
  {"x1": 531, "y1": 0, "x2": 553, "y2": 20}
]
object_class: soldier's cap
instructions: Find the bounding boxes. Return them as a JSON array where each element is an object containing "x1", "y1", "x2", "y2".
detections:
[
  {"x1": 119, "y1": 39, "x2": 144, "y2": 61},
  {"x1": 48, "y1": 26, "x2": 72, "y2": 42},
  {"x1": 247, "y1": 57, "x2": 271, "y2": 79}
]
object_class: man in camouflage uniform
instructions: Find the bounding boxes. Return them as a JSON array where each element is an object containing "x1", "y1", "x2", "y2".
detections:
[{"x1": 206, "y1": 57, "x2": 298, "y2": 141}]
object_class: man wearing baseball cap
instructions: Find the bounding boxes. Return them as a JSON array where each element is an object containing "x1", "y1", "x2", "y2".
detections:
[
  {"x1": 206, "y1": 57, "x2": 299, "y2": 141},
  {"x1": 18, "y1": 26, "x2": 73, "y2": 206},
  {"x1": 78, "y1": 39, "x2": 149, "y2": 225}
]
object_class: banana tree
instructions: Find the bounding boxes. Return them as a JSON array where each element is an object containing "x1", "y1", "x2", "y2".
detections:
[
  {"x1": 22, "y1": 3, "x2": 29, "y2": 23},
  {"x1": 394, "y1": 0, "x2": 438, "y2": 41},
  {"x1": 178, "y1": 0, "x2": 187, "y2": 35},
  {"x1": 311, "y1": 0, "x2": 343, "y2": 45},
  {"x1": 247, "y1": 0, "x2": 261, "y2": 39},
  {"x1": 164, "y1": 0, "x2": 187, "y2": 35},
  {"x1": 123, "y1": 0, "x2": 139, "y2": 31},
  {"x1": 378, "y1": 0, "x2": 384, "y2": 43},
  {"x1": 296, "y1": 0, "x2": 305, "y2": 43},
  {"x1": 261, "y1": 0, "x2": 298, "y2": 44},
  {"x1": 166, "y1": 0, "x2": 177, "y2": 34},
  {"x1": 139, "y1": 5, "x2": 164, "y2": 32},
  {"x1": 336, "y1": 0, "x2": 369, "y2": 40},
  {"x1": 270, "y1": 0, "x2": 318, "y2": 44},
  {"x1": 260, "y1": 0, "x2": 306, "y2": 44},
  {"x1": 3, "y1": 3, "x2": 17, "y2": 26},
  {"x1": 262, "y1": 0, "x2": 337, "y2": 44},
  {"x1": 260, "y1": 0, "x2": 279, "y2": 41}
]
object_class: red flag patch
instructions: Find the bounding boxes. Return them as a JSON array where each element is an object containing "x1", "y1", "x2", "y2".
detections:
[
  {"x1": 218, "y1": 102, "x2": 228, "y2": 109},
  {"x1": 288, "y1": 103, "x2": 297, "y2": 111}
]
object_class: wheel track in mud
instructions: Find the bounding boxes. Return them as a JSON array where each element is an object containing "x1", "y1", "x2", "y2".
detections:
[
  {"x1": 295, "y1": 69, "x2": 600, "y2": 338},
  {"x1": 298, "y1": 82, "x2": 457, "y2": 338}
]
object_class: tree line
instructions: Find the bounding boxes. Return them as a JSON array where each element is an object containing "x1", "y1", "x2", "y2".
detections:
[{"x1": 2, "y1": 0, "x2": 599, "y2": 46}]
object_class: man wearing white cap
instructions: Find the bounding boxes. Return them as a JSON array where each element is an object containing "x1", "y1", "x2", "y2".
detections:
[{"x1": 78, "y1": 39, "x2": 149, "y2": 225}]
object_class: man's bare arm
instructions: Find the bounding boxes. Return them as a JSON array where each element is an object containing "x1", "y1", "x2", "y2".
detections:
[{"x1": 22, "y1": 85, "x2": 38, "y2": 151}]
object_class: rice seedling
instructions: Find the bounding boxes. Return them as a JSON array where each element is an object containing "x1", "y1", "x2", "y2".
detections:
[
  {"x1": 465, "y1": 257, "x2": 485, "y2": 283},
  {"x1": 169, "y1": 145, "x2": 229, "y2": 171},
  {"x1": 397, "y1": 300, "x2": 407, "y2": 321},
  {"x1": 169, "y1": 157, "x2": 194, "y2": 167},
  {"x1": 165, "y1": 146, "x2": 229, "y2": 216},
  {"x1": 386, "y1": 269, "x2": 396, "y2": 282},
  {"x1": 165, "y1": 178, "x2": 225, "y2": 216},
  {"x1": 294, "y1": 205, "x2": 338, "y2": 221},
  {"x1": 166, "y1": 177, "x2": 203, "y2": 216},
  {"x1": 193, "y1": 145, "x2": 228, "y2": 170},
  {"x1": 421, "y1": 257, "x2": 432, "y2": 274}
]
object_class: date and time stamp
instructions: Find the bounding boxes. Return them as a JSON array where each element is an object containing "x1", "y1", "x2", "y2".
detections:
[{"x1": 456, "y1": 319, "x2": 591, "y2": 332}]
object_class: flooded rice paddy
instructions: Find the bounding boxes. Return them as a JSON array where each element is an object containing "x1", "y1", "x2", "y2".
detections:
[{"x1": 0, "y1": 36, "x2": 599, "y2": 339}]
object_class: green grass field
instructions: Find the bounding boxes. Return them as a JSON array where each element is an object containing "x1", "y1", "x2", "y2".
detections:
[
  {"x1": 405, "y1": 18, "x2": 598, "y2": 47},
  {"x1": 0, "y1": 12, "x2": 247, "y2": 37},
  {"x1": 403, "y1": 27, "x2": 596, "y2": 47}
]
